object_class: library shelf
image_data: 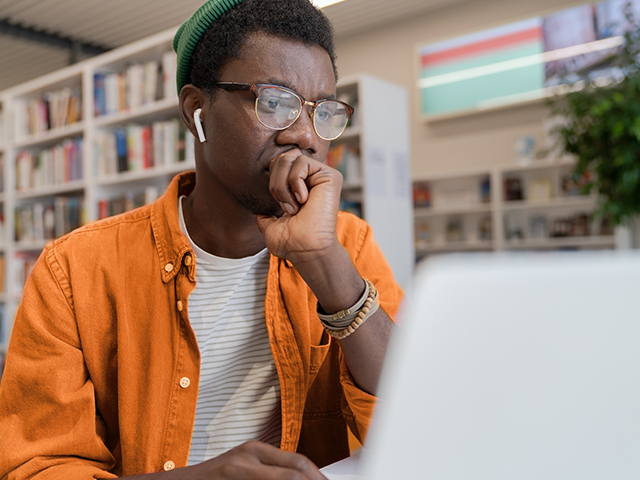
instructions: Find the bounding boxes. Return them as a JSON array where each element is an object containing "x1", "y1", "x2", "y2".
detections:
[
  {"x1": 15, "y1": 122, "x2": 85, "y2": 149},
  {"x1": 504, "y1": 235, "x2": 617, "y2": 250},
  {"x1": 96, "y1": 160, "x2": 196, "y2": 186},
  {"x1": 14, "y1": 240, "x2": 50, "y2": 252},
  {"x1": 94, "y1": 97, "x2": 179, "y2": 128},
  {"x1": 502, "y1": 195, "x2": 597, "y2": 211},
  {"x1": 0, "y1": 27, "x2": 187, "y2": 336},
  {"x1": 16, "y1": 180, "x2": 85, "y2": 199},
  {"x1": 416, "y1": 240, "x2": 494, "y2": 255},
  {"x1": 413, "y1": 160, "x2": 622, "y2": 258},
  {"x1": 415, "y1": 203, "x2": 492, "y2": 218}
]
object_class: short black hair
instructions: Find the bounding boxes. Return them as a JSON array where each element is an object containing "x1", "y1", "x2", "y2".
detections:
[{"x1": 190, "y1": 0, "x2": 337, "y2": 96}]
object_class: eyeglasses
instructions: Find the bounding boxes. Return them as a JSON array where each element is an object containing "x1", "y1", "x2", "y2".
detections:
[{"x1": 214, "y1": 82, "x2": 354, "y2": 141}]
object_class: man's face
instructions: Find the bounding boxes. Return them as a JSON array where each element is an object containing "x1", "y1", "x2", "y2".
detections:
[{"x1": 198, "y1": 32, "x2": 336, "y2": 217}]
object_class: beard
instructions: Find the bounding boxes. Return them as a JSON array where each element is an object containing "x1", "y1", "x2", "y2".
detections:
[{"x1": 236, "y1": 190, "x2": 284, "y2": 217}]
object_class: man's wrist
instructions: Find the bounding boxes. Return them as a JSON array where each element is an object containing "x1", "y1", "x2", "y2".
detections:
[{"x1": 289, "y1": 241, "x2": 365, "y2": 315}]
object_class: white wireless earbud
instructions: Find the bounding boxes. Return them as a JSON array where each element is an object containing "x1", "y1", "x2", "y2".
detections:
[{"x1": 193, "y1": 108, "x2": 207, "y2": 143}]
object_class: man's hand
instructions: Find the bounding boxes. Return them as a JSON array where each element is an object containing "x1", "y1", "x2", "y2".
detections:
[
  {"x1": 255, "y1": 150, "x2": 394, "y2": 396},
  {"x1": 255, "y1": 150, "x2": 342, "y2": 265},
  {"x1": 124, "y1": 441, "x2": 326, "y2": 479}
]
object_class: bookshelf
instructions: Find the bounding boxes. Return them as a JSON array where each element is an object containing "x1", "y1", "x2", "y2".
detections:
[
  {"x1": 0, "y1": 35, "x2": 414, "y2": 357},
  {"x1": 0, "y1": 27, "x2": 195, "y2": 356},
  {"x1": 413, "y1": 159, "x2": 620, "y2": 259}
]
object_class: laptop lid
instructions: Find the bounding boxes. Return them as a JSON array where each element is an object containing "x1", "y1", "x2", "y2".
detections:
[{"x1": 361, "y1": 252, "x2": 640, "y2": 480}]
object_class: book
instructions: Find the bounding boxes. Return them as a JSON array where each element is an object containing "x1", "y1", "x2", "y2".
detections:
[
  {"x1": 115, "y1": 129, "x2": 128, "y2": 172},
  {"x1": 94, "y1": 73, "x2": 107, "y2": 116},
  {"x1": 325, "y1": 144, "x2": 360, "y2": 184},
  {"x1": 97, "y1": 187, "x2": 159, "y2": 220},
  {"x1": 19, "y1": 87, "x2": 82, "y2": 136},
  {"x1": 529, "y1": 177, "x2": 553, "y2": 201},
  {"x1": 162, "y1": 51, "x2": 178, "y2": 100},
  {"x1": 14, "y1": 138, "x2": 83, "y2": 192},
  {"x1": 413, "y1": 181, "x2": 431, "y2": 208}
]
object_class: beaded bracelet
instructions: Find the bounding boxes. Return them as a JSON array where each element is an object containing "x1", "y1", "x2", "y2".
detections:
[{"x1": 318, "y1": 279, "x2": 380, "y2": 340}]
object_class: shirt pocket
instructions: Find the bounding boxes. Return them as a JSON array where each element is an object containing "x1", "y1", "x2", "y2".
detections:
[{"x1": 309, "y1": 330, "x2": 331, "y2": 375}]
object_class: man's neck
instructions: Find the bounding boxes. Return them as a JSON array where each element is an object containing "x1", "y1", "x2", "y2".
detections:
[{"x1": 181, "y1": 186, "x2": 267, "y2": 259}]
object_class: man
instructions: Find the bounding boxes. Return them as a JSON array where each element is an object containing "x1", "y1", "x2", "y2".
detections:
[{"x1": 0, "y1": 0, "x2": 403, "y2": 478}]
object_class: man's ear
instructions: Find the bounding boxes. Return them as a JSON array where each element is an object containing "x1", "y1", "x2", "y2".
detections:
[{"x1": 179, "y1": 85, "x2": 207, "y2": 142}]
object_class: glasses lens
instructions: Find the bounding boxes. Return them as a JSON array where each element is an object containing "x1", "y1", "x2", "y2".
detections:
[
  {"x1": 314, "y1": 101, "x2": 350, "y2": 140},
  {"x1": 256, "y1": 87, "x2": 301, "y2": 129}
]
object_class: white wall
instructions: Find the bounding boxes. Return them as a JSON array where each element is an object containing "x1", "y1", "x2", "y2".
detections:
[{"x1": 335, "y1": 0, "x2": 588, "y2": 177}]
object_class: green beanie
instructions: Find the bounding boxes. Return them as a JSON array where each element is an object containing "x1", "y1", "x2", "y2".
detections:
[{"x1": 173, "y1": 0, "x2": 245, "y2": 95}]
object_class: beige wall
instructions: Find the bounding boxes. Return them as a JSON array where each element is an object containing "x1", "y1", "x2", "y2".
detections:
[{"x1": 335, "y1": 0, "x2": 588, "y2": 177}]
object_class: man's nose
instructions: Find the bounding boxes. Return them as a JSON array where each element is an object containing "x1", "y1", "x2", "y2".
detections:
[{"x1": 276, "y1": 105, "x2": 320, "y2": 155}]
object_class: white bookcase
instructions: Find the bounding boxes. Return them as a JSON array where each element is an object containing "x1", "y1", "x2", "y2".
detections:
[
  {"x1": 0, "y1": 33, "x2": 414, "y2": 355},
  {"x1": 0, "y1": 27, "x2": 193, "y2": 355},
  {"x1": 413, "y1": 159, "x2": 620, "y2": 259}
]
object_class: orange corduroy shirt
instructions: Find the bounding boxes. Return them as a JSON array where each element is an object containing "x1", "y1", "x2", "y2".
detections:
[{"x1": 0, "y1": 172, "x2": 404, "y2": 479}]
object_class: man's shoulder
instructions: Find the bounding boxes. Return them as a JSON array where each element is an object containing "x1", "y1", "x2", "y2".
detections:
[
  {"x1": 336, "y1": 211, "x2": 372, "y2": 253},
  {"x1": 336, "y1": 210, "x2": 368, "y2": 230}
]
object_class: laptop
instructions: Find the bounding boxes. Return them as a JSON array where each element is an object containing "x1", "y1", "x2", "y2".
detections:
[{"x1": 322, "y1": 251, "x2": 640, "y2": 479}]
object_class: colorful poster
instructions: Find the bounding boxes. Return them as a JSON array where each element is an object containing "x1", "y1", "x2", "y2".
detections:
[
  {"x1": 418, "y1": 1, "x2": 636, "y2": 117},
  {"x1": 418, "y1": 18, "x2": 545, "y2": 116}
]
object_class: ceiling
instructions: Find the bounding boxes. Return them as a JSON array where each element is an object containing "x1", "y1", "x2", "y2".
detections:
[{"x1": 0, "y1": 0, "x2": 465, "y2": 92}]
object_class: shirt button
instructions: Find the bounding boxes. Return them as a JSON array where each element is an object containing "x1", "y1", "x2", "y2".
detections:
[
  {"x1": 180, "y1": 377, "x2": 190, "y2": 388},
  {"x1": 184, "y1": 255, "x2": 192, "y2": 266},
  {"x1": 177, "y1": 300, "x2": 183, "y2": 312},
  {"x1": 163, "y1": 460, "x2": 175, "y2": 471},
  {"x1": 165, "y1": 263, "x2": 174, "y2": 273}
]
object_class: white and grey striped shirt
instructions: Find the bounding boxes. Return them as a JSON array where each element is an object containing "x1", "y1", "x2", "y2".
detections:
[{"x1": 179, "y1": 197, "x2": 281, "y2": 465}]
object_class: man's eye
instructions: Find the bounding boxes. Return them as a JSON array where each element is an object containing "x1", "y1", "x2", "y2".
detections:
[
  {"x1": 316, "y1": 110, "x2": 331, "y2": 122},
  {"x1": 266, "y1": 99, "x2": 280, "y2": 110}
]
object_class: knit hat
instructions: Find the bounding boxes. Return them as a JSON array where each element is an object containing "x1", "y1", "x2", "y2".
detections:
[{"x1": 173, "y1": 0, "x2": 245, "y2": 94}]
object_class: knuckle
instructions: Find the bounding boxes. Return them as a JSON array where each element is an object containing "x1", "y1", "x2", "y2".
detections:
[
  {"x1": 285, "y1": 471, "x2": 306, "y2": 480},
  {"x1": 292, "y1": 454, "x2": 314, "y2": 472},
  {"x1": 241, "y1": 439, "x2": 262, "y2": 453},
  {"x1": 219, "y1": 461, "x2": 244, "y2": 478}
]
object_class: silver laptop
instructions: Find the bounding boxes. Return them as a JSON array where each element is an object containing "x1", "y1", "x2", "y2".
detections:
[{"x1": 323, "y1": 252, "x2": 640, "y2": 479}]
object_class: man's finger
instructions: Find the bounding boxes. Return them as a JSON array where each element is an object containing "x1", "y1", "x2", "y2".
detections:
[{"x1": 248, "y1": 442, "x2": 327, "y2": 479}]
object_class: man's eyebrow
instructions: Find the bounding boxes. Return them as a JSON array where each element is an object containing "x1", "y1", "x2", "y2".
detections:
[{"x1": 265, "y1": 77, "x2": 336, "y2": 100}]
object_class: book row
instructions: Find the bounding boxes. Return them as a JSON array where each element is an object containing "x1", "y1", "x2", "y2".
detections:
[
  {"x1": 94, "y1": 51, "x2": 177, "y2": 117},
  {"x1": 15, "y1": 87, "x2": 82, "y2": 138},
  {"x1": 94, "y1": 119, "x2": 194, "y2": 176},
  {"x1": 97, "y1": 187, "x2": 160, "y2": 220},
  {"x1": 326, "y1": 144, "x2": 360, "y2": 185},
  {"x1": 16, "y1": 138, "x2": 83, "y2": 192},
  {"x1": 504, "y1": 212, "x2": 613, "y2": 240},
  {"x1": 14, "y1": 251, "x2": 39, "y2": 295},
  {"x1": 415, "y1": 215, "x2": 493, "y2": 246},
  {"x1": 14, "y1": 196, "x2": 84, "y2": 243},
  {"x1": 413, "y1": 177, "x2": 491, "y2": 209}
]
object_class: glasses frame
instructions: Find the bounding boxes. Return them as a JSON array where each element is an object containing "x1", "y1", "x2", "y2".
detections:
[{"x1": 214, "y1": 82, "x2": 354, "y2": 141}]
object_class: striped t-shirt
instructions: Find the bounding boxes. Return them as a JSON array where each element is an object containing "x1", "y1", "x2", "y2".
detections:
[{"x1": 179, "y1": 197, "x2": 282, "y2": 465}]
